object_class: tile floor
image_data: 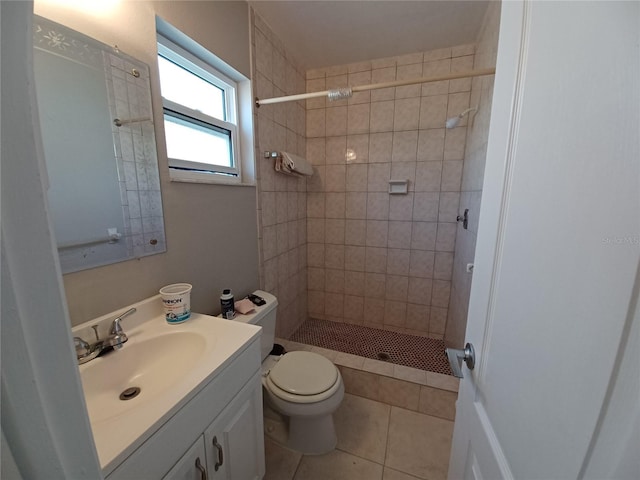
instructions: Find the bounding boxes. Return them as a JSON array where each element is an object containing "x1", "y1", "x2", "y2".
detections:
[{"x1": 264, "y1": 393, "x2": 454, "y2": 480}]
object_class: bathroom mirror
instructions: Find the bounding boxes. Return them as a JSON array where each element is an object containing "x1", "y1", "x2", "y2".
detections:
[{"x1": 33, "y1": 15, "x2": 166, "y2": 274}]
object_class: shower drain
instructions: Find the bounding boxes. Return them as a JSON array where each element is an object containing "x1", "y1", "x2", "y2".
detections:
[
  {"x1": 119, "y1": 386, "x2": 141, "y2": 401},
  {"x1": 377, "y1": 352, "x2": 391, "y2": 362}
]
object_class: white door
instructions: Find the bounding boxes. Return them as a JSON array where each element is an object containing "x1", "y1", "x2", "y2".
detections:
[{"x1": 448, "y1": 1, "x2": 640, "y2": 479}]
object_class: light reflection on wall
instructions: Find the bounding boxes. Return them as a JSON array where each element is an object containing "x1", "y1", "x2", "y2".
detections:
[{"x1": 37, "y1": 0, "x2": 120, "y2": 17}]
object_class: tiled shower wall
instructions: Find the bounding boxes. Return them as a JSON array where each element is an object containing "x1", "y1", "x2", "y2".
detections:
[
  {"x1": 305, "y1": 45, "x2": 475, "y2": 339},
  {"x1": 445, "y1": 2, "x2": 501, "y2": 348},
  {"x1": 251, "y1": 10, "x2": 308, "y2": 338}
]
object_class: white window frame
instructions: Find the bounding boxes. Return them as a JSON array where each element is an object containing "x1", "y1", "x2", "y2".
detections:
[{"x1": 157, "y1": 35, "x2": 242, "y2": 183}]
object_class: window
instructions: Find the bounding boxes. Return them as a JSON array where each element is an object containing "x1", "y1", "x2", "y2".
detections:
[{"x1": 157, "y1": 35, "x2": 241, "y2": 180}]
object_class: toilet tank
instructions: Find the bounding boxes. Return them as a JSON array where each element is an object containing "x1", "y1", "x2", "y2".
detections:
[{"x1": 231, "y1": 290, "x2": 278, "y2": 360}]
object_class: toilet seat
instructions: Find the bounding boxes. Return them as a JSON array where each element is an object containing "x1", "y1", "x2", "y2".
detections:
[{"x1": 265, "y1": 351, "x2": 341, "y2": 404}]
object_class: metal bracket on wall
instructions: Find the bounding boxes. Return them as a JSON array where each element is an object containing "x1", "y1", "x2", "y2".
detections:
[{"x1": 457, "y1": 209, "x2": 469, "y2": 230}]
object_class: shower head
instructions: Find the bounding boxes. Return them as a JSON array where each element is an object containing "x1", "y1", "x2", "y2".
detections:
[{"x1": 446, "y1": 106, "x2": 478, "y2": 129}]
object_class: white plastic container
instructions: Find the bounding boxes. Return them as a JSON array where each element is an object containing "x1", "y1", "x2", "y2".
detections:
[{"x1": 159, "y1": 283, "x2": 192, "y2": 324}]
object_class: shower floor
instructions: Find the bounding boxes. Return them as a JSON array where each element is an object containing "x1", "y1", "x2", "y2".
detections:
[{"x1": 290, "y1": 318, "x2": 453, "y2": 376}]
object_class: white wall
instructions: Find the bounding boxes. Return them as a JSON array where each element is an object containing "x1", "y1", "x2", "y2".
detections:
[{"x1": 33, "y1": 0, "x2": 260, "y2": 325}]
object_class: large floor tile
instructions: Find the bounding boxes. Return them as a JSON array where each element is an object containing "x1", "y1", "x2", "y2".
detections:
[
  {"x1": 293, "y1": 449, "x2": 384, "y2": 480},
  {"x1": 334, "y1": 393, "x2": 390, "y2": 463},
  {"x1": 383, "y1": 467, "x2": 424, "y2": 480},
  {"x1": 264, "y1": 437, "x2": 301, "y2": 480},
  {"x1": 385, "y1": 407, "x2": 454, "y2": 480}
]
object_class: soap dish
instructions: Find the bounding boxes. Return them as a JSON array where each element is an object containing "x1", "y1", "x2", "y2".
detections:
[{"x1": 388, "y1": 179, "x2": 409, "y2": 195}]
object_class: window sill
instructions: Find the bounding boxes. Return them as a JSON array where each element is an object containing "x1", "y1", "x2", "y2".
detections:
[{"x1": 169, "y1": 168, "x2": 255, "y2": 187}]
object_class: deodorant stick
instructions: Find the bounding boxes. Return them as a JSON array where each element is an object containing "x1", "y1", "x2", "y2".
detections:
[{"x1": 220, "y1": 289, "x2": 235, "y2": 319}]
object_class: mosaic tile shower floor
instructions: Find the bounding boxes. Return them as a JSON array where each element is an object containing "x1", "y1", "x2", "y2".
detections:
[{"x1": 290, "y1": 318, "x2": 453, "y2": 376}]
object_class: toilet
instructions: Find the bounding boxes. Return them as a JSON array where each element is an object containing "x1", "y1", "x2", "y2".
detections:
[{"x1": 232, "y1": 290, "x2": 344, "y2": 455}]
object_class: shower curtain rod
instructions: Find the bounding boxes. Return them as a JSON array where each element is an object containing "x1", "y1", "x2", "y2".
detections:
[{"x1": 255, "y1": 67, "x2": 496, "y2": 107}]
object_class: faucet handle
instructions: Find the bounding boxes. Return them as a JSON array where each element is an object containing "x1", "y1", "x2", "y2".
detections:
[
  {"x1": 74, "y1": 337, "x2": 91, "y2": 358},
  {"x1": 110, "y1": 307, "x2": 136, "y2": 335}
]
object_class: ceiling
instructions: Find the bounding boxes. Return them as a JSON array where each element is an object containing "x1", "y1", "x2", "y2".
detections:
[{"x1": 249, "y1": 0, "x2": 490, "y2": 70}]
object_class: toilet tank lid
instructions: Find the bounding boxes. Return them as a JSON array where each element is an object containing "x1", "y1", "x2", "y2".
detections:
[{"x1": 231, "y1": 290, "x2": 278, "y2": 326}]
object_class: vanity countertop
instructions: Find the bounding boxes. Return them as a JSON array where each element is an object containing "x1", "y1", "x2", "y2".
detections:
[{"x1": 72, "y1": 295, "x2": 261, "y2": 474}]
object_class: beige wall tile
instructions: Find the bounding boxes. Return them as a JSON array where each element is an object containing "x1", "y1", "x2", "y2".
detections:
[
  {"x1": 407, "y1": 277, "x2": 433, "y2": 306},
  {"x1": 364, "y1": 272, "x2": 385, "y2": 297},
  {"x1": 363, "y1": 358, "x2": 395, "y2": 377},
  {"x1": 419, "y1": 95, "x2": 448, "y2": 129},
  {"x1": 411, "y1": 222, "x2": 438, "y2": 250},
  {"x1": 347, "y1": 134, "x2": 370, "y2": 163},
  {"x1": 326, "y1": 106, "x2": 347, "y2": 136},
  {"x1": 345, "y1": 219, "x2": 366, "y2": 246},
  {"x1": 325, "y1": 244, "x2": 345, "y2": 269},
  {"x1": 412, "y1": 192, "x2": 440, "y2": 222},
  {"x1": 426, "y1": 372, "x2": 460, "y2": 392},
  {"x1": 326, "y1": 136, "x2": 347, "y2": 164},
  {"x1": 417, "y1": 129, "x2": 445, "y2": 161},
  {"x1": 388, "y1": 221, "x2": 412, "y2": 249},
  {"x1": 368, "y1": 163, "x2": 391, "y2": 192},
  {"x1": 370, "y1": 101, "x2": 395, "y2": 133},
  {"x1": 438, "y1": 192, "x2": 460, "y2": 223},
  {"x1": 339, "y1": 366, "x2": 380, "y2": 400},
  {"x1": 325, "y1": 192, "x2": 346, "y2": 218},
  {"x1": 392, "y1": 131, "x2": 419, "y2": 163},
  {"x1": 389, "y1": 193, "x2": 415, "y2": 222},
  {"x1": 415, "y1": 162, "x2": 442, "y2": 191},
  {"x1": 344, "y1": 295, "x2": 364, "y2": 322},
  {"x1": 344, "y1": 245, "x2": 366, "y2": 271},
  {"x1": 325, "y1": 164, "x2": 346, "y2": 192},
  {"x1": 431, "y1": 280, "x2": 451, "y2": 307},
  {"x1": 406, "y1": 303, "x2": 430, "y2": 331},
  {"x1": 378, "y1": 376, "x2": 420, "y2": 410},
  {"x1": 365, "y1": 247, "x2": 388, "y2": 273},
  {"x1": 387, "y1": 249, "x2": 411, "y2": 276},
  {"x1": 345, "y1": 271, "x2": 365, "y2": 296},
  {"x1": 347, "y1": 103, "x2": 371, "y2": 134},
  {"x1": 435, "y1": 222, "x2": 457, "y2": 252},
  {"x1": 385, "y1": 275, "x2": 409, "y2": 301},
  {"x1": 325, "y1": 268, "x2": 345, "y2": 294},
  {"x1": 384, "y1": 300, "x2": 407, "y2": 327},
  {"x1": 369, "y1": 132, "x2": 394, "y2": 163},
  {"x1": 418, "y1": 386, "x2": 458, "y2": 420},
  {"x1": 346, "y1": 164, "x2": 368, "y2": 192},
  {"x1": 366, "y1": 220, "x2": 389, "y2": 247},
  {"x1": 393, "y1": 364, "x2": 428, "y2": 385},
  {"x1": 394, "y1": 97, "x2": 421, "y2": 131},
  {"x1": 409, "y1": 249, "x2": 435, "y2": 278},
  {"x1": 363, "y1": 297, "x2": 385, "y2": 324},
  {"x1": 367, "y1": 193, "x2": 390, "y2": 220},
  {"x1": 346, "y1": 192, "x2": 367, "y2": 219}
]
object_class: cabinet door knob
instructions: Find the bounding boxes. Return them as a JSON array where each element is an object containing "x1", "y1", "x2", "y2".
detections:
[
  {"x1": 195, "y1": 457, "x2": 208, "y2": 480},
  {"x1": 212, "y1": 436, "x2": 224, "y2": 471}
]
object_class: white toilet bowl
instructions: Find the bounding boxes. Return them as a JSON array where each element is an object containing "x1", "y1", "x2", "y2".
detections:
[{"x1": 262, "y1": 350, "x2": 345, "y2": 455}]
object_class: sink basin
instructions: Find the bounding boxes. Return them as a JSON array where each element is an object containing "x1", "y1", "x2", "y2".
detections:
[
  {"x1": 80, "y1": 331, "x2": 207, "y2": 423},
  {"x1": 72, "y1": 294, "x2": 261, "y2": 472}
]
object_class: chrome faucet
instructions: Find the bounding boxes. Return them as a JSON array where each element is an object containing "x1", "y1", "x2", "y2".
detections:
[{"x1": 74, "y1": 307, "x2": 136, "y2": 364}]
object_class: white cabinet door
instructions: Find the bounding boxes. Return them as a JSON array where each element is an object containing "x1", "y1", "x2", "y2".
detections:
[
  {"x1": 163, "y1": 437, "x2": 208, "y2": 480},
  {"x1": 204, "y1": 374, "x2": 265, "y2": 480},
  {"x1": 448, "y1": 1, "x2": 639, "y2": 479}
]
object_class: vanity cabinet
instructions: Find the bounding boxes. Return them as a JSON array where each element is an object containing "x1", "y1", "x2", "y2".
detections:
[
  {"x1": 107, "y1": 338, "x2": 265, "y2": 480},
  {"x1": 163, "y1": 378, "x2": 263, "y2": 480}
]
